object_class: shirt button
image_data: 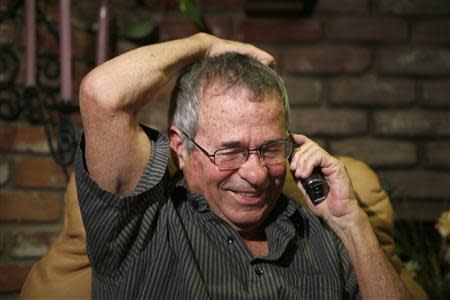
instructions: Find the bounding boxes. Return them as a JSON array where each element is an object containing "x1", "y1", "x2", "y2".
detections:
[
  {"x1": 254, "y1": 266, "x2": 264, "y2": 277},
  {"x1": 226, "y1": 237, "x2": 234, "y2": 244}
]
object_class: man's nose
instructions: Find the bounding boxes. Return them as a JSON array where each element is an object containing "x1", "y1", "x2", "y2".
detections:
[{"x1": 238, "y1": 152, "x2": 268, "y2": 186}]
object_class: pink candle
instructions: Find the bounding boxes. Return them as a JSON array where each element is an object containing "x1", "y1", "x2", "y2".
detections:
[
  {"x1": 60, "y1": 0, "x2": 72, "y2": 102},
  {"x1": 25, "y1": 0, "x2": 36, "y2": 86},
  {"x1": 96, "y1": 0, "x2": 110, "y2": 65}
]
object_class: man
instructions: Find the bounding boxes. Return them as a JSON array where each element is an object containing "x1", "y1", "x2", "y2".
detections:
[{"x1": 77, "y1": 33, "x2": 410, "y2": 299}]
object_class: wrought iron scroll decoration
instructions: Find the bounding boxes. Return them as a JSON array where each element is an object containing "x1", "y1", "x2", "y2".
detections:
[{"x1": 0, "y1": 1, "x2": 79, "y2": 166}]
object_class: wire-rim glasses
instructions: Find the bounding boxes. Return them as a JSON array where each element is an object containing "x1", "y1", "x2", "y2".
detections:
[{"x1": 181, "y1": 131, "x2": 295, "y2": 171}]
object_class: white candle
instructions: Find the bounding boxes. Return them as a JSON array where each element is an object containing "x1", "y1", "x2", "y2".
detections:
[
  {"x1": 96, "y1": 0, "x2": 110, "y2": 65},
  {"x1": 59, "y1": 0, "x2": 72, "y2": 102},
  {"x1": 25, "y1": 0, "x2": 36, "y2": 86}
]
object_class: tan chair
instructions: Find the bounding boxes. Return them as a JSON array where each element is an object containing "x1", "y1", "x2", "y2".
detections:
[{"x1": 20, "y1": 156, "x2": 428, "y2": 299}]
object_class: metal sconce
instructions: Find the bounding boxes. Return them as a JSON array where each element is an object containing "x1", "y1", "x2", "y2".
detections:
[{"x1": 0, "y1": 0, "x2": 79, "y2": 166}]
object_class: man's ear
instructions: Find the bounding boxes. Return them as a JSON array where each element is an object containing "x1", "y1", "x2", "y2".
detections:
[{"x1": 169, "y1": 125, "x2": 185, "y2": 170}]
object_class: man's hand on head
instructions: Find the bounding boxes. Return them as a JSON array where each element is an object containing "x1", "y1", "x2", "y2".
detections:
[{"x1": 196, "y1": 33, "x2": 276, "y2": 68}]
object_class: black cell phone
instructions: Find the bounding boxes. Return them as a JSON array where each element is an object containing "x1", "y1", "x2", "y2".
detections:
[{"x1": 299, "y1": 167, "x2": 329, "y2": 205}]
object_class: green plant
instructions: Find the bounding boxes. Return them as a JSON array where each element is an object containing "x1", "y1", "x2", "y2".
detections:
[{"x1": 120, "y1": 0, "x2": 209, "y2": 42}]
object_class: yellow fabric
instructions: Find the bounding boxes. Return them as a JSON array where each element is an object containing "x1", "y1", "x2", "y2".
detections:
[
  {"x1": 20, "y1": 174, "x2": 92, "y2": 299},
  {"x1": 20, "y1": 157, "x2": 428, "y2": 299}
]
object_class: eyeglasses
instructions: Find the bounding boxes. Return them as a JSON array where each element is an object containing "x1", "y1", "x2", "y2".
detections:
[{"x1": 181, "y1": 131, "x2": 296, "y2": 171}]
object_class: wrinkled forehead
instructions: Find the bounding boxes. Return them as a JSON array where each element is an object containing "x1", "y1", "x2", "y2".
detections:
[
  {"x1": 200, "y1": 81, "x2": 283, "y2": 108},
  {"x1": 197, "y1": 84, "x2": 285, "y2": 132}
]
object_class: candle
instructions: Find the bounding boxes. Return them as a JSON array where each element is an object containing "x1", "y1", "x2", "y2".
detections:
[
  {"x1": 59, "y1": 0, "x2": 72, "y2": 102},
  {"x1": 25, "y1": 0, "x2": 36, "y2": 86},
  {"x1": 96, "y1": 0, "x2": 110, "y2": 65}
]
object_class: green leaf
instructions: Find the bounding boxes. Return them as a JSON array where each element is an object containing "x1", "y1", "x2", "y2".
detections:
[
  {"x1": 120, "y1": 19, "x2": 154, "y2": 41},
  {"x1": 176, "y1": 0, "x2": 209, "y2": 32}
]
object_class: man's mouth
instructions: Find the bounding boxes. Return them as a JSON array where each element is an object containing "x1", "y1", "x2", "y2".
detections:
[{"x1": 231, "y1": 190, "x2": 263, "y2": 197}]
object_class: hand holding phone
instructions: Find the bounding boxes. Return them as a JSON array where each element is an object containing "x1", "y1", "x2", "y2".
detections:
[{"x1": 290, "y1": 141, "x2": 329, "y2": 205}]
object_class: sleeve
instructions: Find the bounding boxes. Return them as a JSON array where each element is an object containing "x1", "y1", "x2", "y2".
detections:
[{"x1": 74, "y1": 126, "x2": 170, "y2": 277}]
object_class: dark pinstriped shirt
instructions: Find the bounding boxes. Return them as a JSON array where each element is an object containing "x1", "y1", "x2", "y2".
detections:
[{"x1": 75, "y1": 127, "x2": 360, "y2": 299}]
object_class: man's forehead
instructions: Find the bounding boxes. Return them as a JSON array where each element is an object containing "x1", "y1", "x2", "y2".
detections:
[
  {"x1": 196, "y1": 87, "x2": 285, "y2": 136},
  {"x1": 200, "y1": 85, "x2": 282, "y2": 108}
]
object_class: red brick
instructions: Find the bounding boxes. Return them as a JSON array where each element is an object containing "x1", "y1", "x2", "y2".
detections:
[
  {"x1": 0, "y1": 190, "x2": 62, "y2": 223},
  {"x1": 238, "y1": 19, "x2": 322, "y2": 43},
  {"x1": 158, "y1": 16, "x2": 232, "y2": 41},
  {"x1": 413, "y1": 20, "x2": 450, "y2": 44},
  {"x1": 330, "y1": 138, "x2": 416, "y2": 167},
  {"x1": 374, "y1": 110, "x2": 450, "y2": 137},
  {"x1": 378, "y1": 170, "x2": 450, "y2": 200},
  {"x1": 284, "y1": 77, "x2": 322, "y2": 105},
  {"x1": 426, "y1": 142, "x2": 450, "y2": 168},
  {"x1": 326, "y1": 17, "x2": 407, "y2": 43},
  {"x1": 376, "y1": 0, "x2": 450, "y2": 15},
  {"x1": 379, "y1": 47, "x2": 450, "y2": 76},
  {"x1": 423, "y1": 79, "x2": 450, "y2": 108},
  {"x1": 330, "y1": 76, "x2": 415, "y2": 106},
  {"x1": 8, "y1": 231, "x2": 59, "y2": 258},
  {"x1": 289, "y1": 108, "x2": 367, "y2": 136},
  {"x1": 318, "y1": 0, "x2": 368, "y2": 13},
  {"x1": 0, "y1": 265, "x2": 32, "y2": 292},
  {"x1": 14, "y1": 157, "x2": 70, "y2": 189},
  {"x1": 0, "y1": 122, "x2": 49, "y2": 153},
  {"x1": 284, "y1": 46, "x2": 371, "y2": 74}
]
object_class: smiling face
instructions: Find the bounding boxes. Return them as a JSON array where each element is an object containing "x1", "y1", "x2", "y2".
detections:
[{"x1": 180, "y1": 86, "x2": 287, "y2": 234}]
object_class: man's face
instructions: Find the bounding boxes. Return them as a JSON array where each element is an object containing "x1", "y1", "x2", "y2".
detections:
[{"x1": 181, "y1": 86, "x2": 287, "y2": 234}]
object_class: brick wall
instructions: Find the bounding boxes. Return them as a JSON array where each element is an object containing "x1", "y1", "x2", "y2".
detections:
[{"x1": 1, "y1": 0, "x2": 450, "y2": 296}]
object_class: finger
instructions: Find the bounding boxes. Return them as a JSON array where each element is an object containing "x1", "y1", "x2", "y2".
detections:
[
  {"x1": 237, "y1": 44, "x2": 275, "y2": 66},
  {"x1": 289, "y1": 138, "x2": 316, "y2": 170},
  {"x1": 290, "y1": 134, "x2": 310, "y2": 146},
  {"x1": 209, "y1": 40, "x2": 275, "y2": 66},
  {"x1": 294, "y1": 150, "x2": 323, "y2": 179},
  {"x1": 298, "y1": 150, "x2": 324, "y2": 179},
  {"x1": 291, "y1": 146, "x2": 312, "y2": 178}
]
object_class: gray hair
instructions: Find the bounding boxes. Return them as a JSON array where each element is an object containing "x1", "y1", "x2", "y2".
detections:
[{"x1": 169, "y1": 52, "x2": 290, "y2": 152}]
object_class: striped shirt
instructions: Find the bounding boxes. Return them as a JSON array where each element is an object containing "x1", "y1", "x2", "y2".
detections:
[{"x1": 75, "y1": 126, "x2": 359, "y2": 299}]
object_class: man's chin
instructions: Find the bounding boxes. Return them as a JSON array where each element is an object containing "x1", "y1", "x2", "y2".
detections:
[{"x1": 226, "y1": 209, "x2": 270, "y2": 233}]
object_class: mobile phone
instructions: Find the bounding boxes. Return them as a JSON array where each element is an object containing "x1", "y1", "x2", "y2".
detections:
[{"x1": 299, "y1": 167, "x2": 329, "y2": 205}]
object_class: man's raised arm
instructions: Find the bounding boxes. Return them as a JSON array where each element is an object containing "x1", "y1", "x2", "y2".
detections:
[{"x1": 79, "y1": 33, "x2": 274, "y2": 196}]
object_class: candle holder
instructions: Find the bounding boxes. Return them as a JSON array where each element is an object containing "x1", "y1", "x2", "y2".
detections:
[{"x1": 0, "y1": 1, "x2": 79, "y2": 166}]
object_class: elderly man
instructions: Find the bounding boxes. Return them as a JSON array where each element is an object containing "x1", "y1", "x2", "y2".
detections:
[{"x1": 76, "y1": 33, "x2": 410, "y2": 299}]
